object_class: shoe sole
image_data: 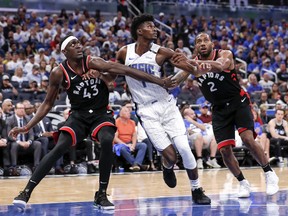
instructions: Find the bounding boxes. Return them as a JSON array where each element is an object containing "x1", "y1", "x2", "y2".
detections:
[
  {"x1": 94, "y1": 203, "x2": 115, "y2": 210},
  {"x1": 238, "y1": 194, "x2": 250, "y2": 198},
  {"x1": 13, "y1": 200, "x2": 26, "y2": 209},
  {"x1": 267, "y1": 185, "x2": 279, "y2": 196}
]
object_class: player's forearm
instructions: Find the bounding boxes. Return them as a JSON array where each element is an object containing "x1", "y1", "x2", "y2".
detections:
[
  {"x1": 106, "y1": 62, "x2": 165, "y2": 87},
  {"x1": 172, "y1": 71, "x2": 190, "y2": 86}
]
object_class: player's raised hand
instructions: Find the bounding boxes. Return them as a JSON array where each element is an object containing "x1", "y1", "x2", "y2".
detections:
[
  {"x1": 197, "y1": 62, "x2": 212, "y2": 74},
  {"x1": 162, "y1": 75, "x2": 177, "y2": 89}
]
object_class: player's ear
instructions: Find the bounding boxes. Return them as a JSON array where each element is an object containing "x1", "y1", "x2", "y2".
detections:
[{"x1": 137, "y1": 28, "x2": 142, "y2": 36}]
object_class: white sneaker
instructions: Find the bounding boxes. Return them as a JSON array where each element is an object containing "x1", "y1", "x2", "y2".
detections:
[
  {"x1": 197, "y1": 159, "x2": 204, "y2": 169},
  {"x1": 206, "y1": 158, "x2": 221, "y2": 168},
  {"x1": 265, "y1": 171, "x2": 279, "y2": 195},
  {"x1": 238, "y1": 179, "x2": 251, "y2": 198}
]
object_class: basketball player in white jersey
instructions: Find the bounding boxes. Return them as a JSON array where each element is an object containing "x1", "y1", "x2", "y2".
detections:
[{"x1": 116, "y1": 14, "x2": 211, "y2": 204}]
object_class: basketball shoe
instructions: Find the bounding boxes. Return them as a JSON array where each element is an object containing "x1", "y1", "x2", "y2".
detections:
[
  {"x1": 94, "y1": 191, "x2": 115, "y2": 210},
  {"x1": 13, "y1": 190, "x2": 30, "y2": 209},
  {"x1": 192, "y1": 188, "x2": 211, "y2": 204}
]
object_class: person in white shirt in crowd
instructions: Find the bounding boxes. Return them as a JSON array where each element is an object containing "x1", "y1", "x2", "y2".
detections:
[
  {"x1": 23, "y1": 54, "x2": 35, "y2": 76},
  {"x1": 51, "y1": 44, "x2": 66, "y2": 64},
  {"x1": 113, "y1": 11, "x2": 126, "y2": 28},
  {"x1": 116, "y1": 22, "x2": 131, "y2": 40},
  {"x1": 181, "y1": 105, "x2": 221, "y2": 169},
  {"x1": 26, "y1": 64, "x2": 42, "y2": 86},
  {"x1": 259, "y1": 72, "x2": 274, "y2": 93},
  {"x1": 176, "y1": 39, "x2": 192, "y2": 59},
  {"x1": 35, "y1": 48, "x2": 49, "y2": 64},
  {"x1": 108, "y1": 82, "x2": 121, "y2": 105},
  {"x1": 6, "y1": 52, "x2": 22, "y2": 71},
  {"x1": 11, "y1": 66, "x2": 28, "y2": 87}
]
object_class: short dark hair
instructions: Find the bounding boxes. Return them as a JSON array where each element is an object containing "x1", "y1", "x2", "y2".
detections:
[{"x1": 131, "y1": 14, "x2": 154, "y2": 41}]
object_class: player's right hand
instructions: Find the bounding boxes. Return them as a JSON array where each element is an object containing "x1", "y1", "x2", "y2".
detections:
[{"x1": 162, "y1": 75, "x2": 177, "y2": 89}]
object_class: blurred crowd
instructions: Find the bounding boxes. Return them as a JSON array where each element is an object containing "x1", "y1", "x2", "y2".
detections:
[{"x1": 0, "y1": 2, "x2": 288, "y2": 176}]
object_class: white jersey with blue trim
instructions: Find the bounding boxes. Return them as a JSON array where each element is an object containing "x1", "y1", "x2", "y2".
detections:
[{"x1": 124, "y1": 43, "x2": 170, "y2": 104}]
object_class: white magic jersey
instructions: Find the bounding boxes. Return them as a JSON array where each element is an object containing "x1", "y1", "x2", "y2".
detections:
[{"x1": 125, "y1": 43, "x2": 170, "y2": 105}]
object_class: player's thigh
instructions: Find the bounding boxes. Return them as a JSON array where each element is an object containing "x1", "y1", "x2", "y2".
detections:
[
  {"x1": 212, "y1": 111, "x2": 235, "y2": 144},
  {"x1": 235, "y1": 103, "x2": 254, "y2": 131},
  {"x1": 163, "y1": 104, "x2": 186, "y2": 137}
]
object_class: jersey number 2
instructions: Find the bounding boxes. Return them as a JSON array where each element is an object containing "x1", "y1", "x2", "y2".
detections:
[{"x1": 207, "y1": 82, "x2": 217, "y2": 92}]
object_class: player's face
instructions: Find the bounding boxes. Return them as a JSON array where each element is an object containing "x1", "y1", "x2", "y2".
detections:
[
  {"x1": 139, "y1": 21, "x2": 157, "y2": 40},
  {"x1": 195, "y1": 33, "x2": 214, "y2": 58},
  {"x1": 66, "y1": 39, "x2": 83, "y2": 59}
]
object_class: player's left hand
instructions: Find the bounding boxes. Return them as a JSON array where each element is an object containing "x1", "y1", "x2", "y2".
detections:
[
  {"x1": 171, "y1": 50, "x2": 187, "y2": 64},
  {"x1": 197, "y1": 62, "x2": 212, "y2": 73},
  {"x1": 82, "y1": 69, "x2": 101, "y2": 80},
  {"x1": 162, "y1": 75, "x2": 177, "y2": 89}
]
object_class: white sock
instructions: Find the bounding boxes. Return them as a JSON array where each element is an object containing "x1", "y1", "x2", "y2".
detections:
[{"x1": 190, "y1": 179, "x2": 199, "y2": 191}]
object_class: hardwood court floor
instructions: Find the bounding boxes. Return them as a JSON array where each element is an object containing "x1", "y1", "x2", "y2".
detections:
[{"x1": 0, "y1": 167, "x2": 288, "y2": 215}]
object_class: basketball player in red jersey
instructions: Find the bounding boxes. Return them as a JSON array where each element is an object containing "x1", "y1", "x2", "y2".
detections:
[
  {"x1": 9, "y1": 34, "x2": 175, "y2": 211},
  {"x1": 172, "y1": 32, "x2": 279, "y2": 197}
]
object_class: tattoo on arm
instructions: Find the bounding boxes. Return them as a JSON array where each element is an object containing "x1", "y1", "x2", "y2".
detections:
[{"x1": 173, "y1": 71, "x2": 190, "y2": 85}]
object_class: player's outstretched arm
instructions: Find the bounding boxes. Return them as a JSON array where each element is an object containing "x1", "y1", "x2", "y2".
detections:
[
  {"x1": 195, "y1": 50, "x2": 233, "y2": 73},
  {"x1": 89, "y1": 55, "x2": 176, "y2": 88},
  {"x1": 9, "y1": 67, "x2": 63, "y2": 138}
]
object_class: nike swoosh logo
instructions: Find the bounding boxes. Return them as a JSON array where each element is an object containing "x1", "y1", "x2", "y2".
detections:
[
  {"x1": 129, "y1": 58, "x2": 134, "y2": 60},
  {"x1": 241, "y1": 97, "x2": 246, "y2": 103},
  {"x1": 30, "y1": 180, "x2": 37, "y2": 184},
  {"x1": 71, "y1": 75, "x2": 77, "y2": 80}
]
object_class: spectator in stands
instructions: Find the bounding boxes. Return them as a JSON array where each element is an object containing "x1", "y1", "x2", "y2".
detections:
[
  {"x1": 259, "y1": 72, "x2": 274, "y2": 93},
  {"x1": 1, "y1": 74, "x2": 18, "y2": 100},
  {"x1": 108, "y1": 82, "x2": 121, "y2": 105},
  {"x1": 6, "y1": 52, "x2": 21, "y2": 71},
  {"x1": 181, "y1": 105, "x2": 220, "y2": 169},
  {"x1": 121, "y1": 82, "x2": 132, "y2": 101},
  {"x1": 26, "y1": 64, "x2": 42, "y2": 86},
  {"x1": 1, "y1": 99, "x2": 13, "y2": 120},
  {"x1": 257, "y1": 91, "x2": 269, "y2": 107},
  {"x1": 260, "y1": 58, "x2": 274, "y2": 78},
  {"x1": 0, "y1": 107, "x2": 8, "y2": 168},
  {"x1": 22, "y1": 100, "x2": 34, "y2": 119},
  {"x1": 113, "y1": 106, "x2": 149, "y2": 172},
  {"x1": 252, "y1": 109, "x2": 270, "y2": 160},
  {"x1": 247, "y1": 56, "x2": 260, "y2": 76},
  {"x1": 198, "y1": 103, "x2": 212, "y2": 124},
  {"x1": 276, "y1": 62, "x2": 288, "y2": 92},
  {"x1": 23, "y1": 54, "x2": 35, "y2": 76},
  {"x1": 267, "y1": 109, "x2": 288, "y2": 166},
  {"x1": 176, "y1": 39, "x2": 192, "y2": 59},
  {"x1": 112, "y1": 11, "x2": 126, "y2": 29},
  {"x1": 11, "y1": 66, "x2": 28, "y2": 89},
  {"x1": 178, "y1": 76, "x2": 202, "y2": 105},
  {"x1": 246, "y1": 74, "x2": 263, "y2": 98},
  {"x1": 6, "y1": 102, "x2": 42, "y2": 171}
]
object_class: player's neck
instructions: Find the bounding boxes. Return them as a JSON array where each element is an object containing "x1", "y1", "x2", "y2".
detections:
[
  {"x1": 67, "y1": 59, "x2": 83, "y2": 74},
  {"x1": 135, "y1": 40, "x2": 152, "y2": 56},
  {"x1": 199, "y1": 49, "x2": 216, "y2": 61}
]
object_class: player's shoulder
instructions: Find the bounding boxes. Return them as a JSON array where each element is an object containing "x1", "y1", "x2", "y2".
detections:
[{"x1": 217, "y1": 49, "x2": 233, "y2": 56}]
